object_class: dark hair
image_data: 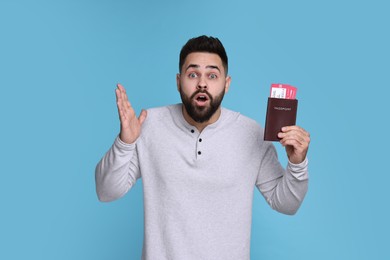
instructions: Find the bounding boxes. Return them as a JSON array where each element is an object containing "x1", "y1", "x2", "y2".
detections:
[{"x1": 179, "y1": 35, "x2": 228, "y2": 75}]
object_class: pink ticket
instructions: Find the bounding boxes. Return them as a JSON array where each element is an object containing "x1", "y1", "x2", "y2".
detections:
[{"x1": 270, "y1": 83, "x2": 297, "y2": 99}]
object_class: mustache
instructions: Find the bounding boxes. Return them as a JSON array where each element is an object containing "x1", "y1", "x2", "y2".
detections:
[{"x1": 190, "y1": 89, "x2": 212, "y2": 100}]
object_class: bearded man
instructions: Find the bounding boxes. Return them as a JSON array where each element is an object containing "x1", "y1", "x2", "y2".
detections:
[{"x1": 95, "y1": 35, "x2": 310, "y2": 260}]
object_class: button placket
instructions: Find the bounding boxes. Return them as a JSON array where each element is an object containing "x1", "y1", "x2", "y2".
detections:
[{"x1": 196, "y1": 134, "x2": 204, "y2": 158}]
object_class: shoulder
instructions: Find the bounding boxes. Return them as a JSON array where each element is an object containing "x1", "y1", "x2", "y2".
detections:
[
  {"x1": 218, "y1": 107, "x2": 268, "y2": 150},
  {"x1": 222, "y1": 107, "x2": 263, "y2": 136},
  {"x1": 143, "y1": 104, "x2": 180, "y2": 121},
  {"x1": 140, "y1": 104, "x2": 181, "y2": 132}
]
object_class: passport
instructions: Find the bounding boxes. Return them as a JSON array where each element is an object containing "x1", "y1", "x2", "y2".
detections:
[{"x1": 264, "y1": 97, "x2": 298, "y2": 141}]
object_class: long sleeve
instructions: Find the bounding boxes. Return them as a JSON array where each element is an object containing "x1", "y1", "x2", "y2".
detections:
[
  {"x1": 95, "y1": 136, "x2": 141, "y2": 202},
  {"x1": 256, "y1": 142, "x2": 309, "y2": 215}
]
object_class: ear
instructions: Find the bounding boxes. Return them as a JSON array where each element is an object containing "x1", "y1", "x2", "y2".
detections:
[
  {"x1": 176, "y1": 73, "x2": 181, "y2": 92},
  {"x1": 224, "y1": 76, "x2": 231, "y2": 93}
]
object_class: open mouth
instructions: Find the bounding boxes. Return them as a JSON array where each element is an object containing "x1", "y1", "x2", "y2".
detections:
[{"x1": 194, "y1": 93, "x2": 209, "y2": 106}]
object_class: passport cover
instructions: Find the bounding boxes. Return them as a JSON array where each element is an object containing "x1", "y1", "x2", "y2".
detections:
[{"x1": 264, "y1": 97, "x2": 298, "y2": 141}]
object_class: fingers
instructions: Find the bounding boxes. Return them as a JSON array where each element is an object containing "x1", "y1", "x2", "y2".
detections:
[
  {"x1": 116, "y1": 84, "x2": 134, "y2": 122},
  {"x1": 115, "y1": 83, "x2": 146, "y2": 144},
  {"x1": 116, "y1": 88, "x2": 127, "y2": 121},
  {"x1": 115, "y1": 83, "x2": 147, "y2": 126},
  {"x1": 279, "y1": 127, "x2": 310, "y2": 150},
  {"x1": 278, "y1": 126, "x2": 310, "y2": 143},
  {"x1": 116, "y1": 83, "x2": 132, "y2": 109},
  {"x1": 139, "y1": 109, "x2": 148, "y2": 125},
  {"x1": 118, "y1": 83, "x2": 133, "y2": 108},
  {"x1": 278, "y1": 125, "x2": 310, "y2": 164}
]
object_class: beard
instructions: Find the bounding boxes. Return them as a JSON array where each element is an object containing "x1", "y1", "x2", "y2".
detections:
[{"x1": 179, "y1": 86, "x2": 225, "y2": 123}]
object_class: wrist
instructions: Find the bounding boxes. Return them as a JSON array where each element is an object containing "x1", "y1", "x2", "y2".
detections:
[{"x1": 119, "y1": 132, "x2": 136, "y2": 144}]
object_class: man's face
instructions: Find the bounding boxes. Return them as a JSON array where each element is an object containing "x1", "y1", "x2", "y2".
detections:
[{"x1": 177, "y1": 52, "x2": 231, "y2": 123}]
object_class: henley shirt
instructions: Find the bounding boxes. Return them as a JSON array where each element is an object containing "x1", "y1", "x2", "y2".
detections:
[{"x1": 95, "y1": 104, "x2": 309, "y2": 260}]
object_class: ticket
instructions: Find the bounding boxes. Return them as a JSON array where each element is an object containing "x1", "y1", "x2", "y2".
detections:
[{"x1": 270, "y1": 83, "x2": 297, "y2": 99}]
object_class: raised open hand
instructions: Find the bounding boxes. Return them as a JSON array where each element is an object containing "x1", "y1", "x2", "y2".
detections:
[{"x1": 116, "y1": 83, "x2": 147, "y2": 144}]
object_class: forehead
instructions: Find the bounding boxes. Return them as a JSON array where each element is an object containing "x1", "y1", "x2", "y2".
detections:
[{"x1": 183, "y1": 52, "x2": 224, "y2": 71}]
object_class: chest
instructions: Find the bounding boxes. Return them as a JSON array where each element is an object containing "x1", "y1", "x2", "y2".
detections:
[{"x1": 137, "y1": 127, "x2": 261, "y2": 191}]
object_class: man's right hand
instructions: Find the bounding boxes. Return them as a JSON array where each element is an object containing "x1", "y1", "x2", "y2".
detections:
[{"x1": 115, "y1": 83, "x2": 147, "y2": 144}]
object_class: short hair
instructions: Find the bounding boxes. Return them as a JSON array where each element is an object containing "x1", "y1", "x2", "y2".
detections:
[{"x1": 179, "y1": 35, "x2": 228, "y2": 75}]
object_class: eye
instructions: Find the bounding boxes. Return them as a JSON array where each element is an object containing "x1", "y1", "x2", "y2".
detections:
[
  {"x1": 188, "y1": 72, "x2": 198, "y2": 78},
  {"x1": 209, "y1": 73, "x2": 218, "y2": 79}
]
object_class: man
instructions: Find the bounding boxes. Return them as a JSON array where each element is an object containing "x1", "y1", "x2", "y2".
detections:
[{"x1": 95, "y1": 35, "x2": 310, "y2": 260}]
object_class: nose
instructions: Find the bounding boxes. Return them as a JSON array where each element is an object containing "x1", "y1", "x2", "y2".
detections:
[{"x1": 197, "y1": 76, "x2": 207, "y2": 90}]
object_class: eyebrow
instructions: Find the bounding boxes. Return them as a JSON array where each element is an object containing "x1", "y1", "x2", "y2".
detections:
[{"x1": 185, "y1": 64, "x2": 221, "y2": 72}]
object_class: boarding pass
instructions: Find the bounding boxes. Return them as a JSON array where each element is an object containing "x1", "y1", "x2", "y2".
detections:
[{"x1": 270, "y1": 83, "x2": 297, "y2": 99}]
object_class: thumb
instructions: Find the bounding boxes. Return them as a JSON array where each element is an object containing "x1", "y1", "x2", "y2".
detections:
[{"x1": 138, "y1": 109, "x2": 147, "y2": 125}]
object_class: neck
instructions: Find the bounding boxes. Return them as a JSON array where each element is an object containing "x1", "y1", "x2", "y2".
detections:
[{"x1": 181, "y1": 105, "x2": 222, "y2": 132}]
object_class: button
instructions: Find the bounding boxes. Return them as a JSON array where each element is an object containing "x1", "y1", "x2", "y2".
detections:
[
  {"x1": 198, "y1": 151, "x2": 201, "y2": 155},
  {"x1": 199, "y1": 138, "x2": 202, "y2": 142},
  {"x1": 191, "y1": 129, "x2": 195, "y2": 133}
]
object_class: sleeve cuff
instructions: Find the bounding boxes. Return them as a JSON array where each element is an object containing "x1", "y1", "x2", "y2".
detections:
[
  {"x1": 115, "y1": 135, "x2": 136, "y2": 150},
  {"x1": 287, "y1": 157, "x2": 309, "y2": 180}
]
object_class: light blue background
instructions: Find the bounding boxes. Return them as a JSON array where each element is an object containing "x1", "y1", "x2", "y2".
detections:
[{"x1": 1, "y1": 0, "x2": 389, "y2": 259}]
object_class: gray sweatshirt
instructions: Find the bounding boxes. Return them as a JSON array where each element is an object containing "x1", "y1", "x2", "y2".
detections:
[{"x1": 95, "y1": 104, "x2": 309, "y2": 260}]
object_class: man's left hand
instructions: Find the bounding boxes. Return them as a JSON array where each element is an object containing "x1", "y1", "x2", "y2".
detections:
[{"x1": 278, "y1": 126, "x2": 310, "y2": 164}]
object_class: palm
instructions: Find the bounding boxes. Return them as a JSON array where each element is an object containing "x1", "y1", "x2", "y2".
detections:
[{"x1": 116, "y1": 84, "x2": 147, "y2": 144}]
